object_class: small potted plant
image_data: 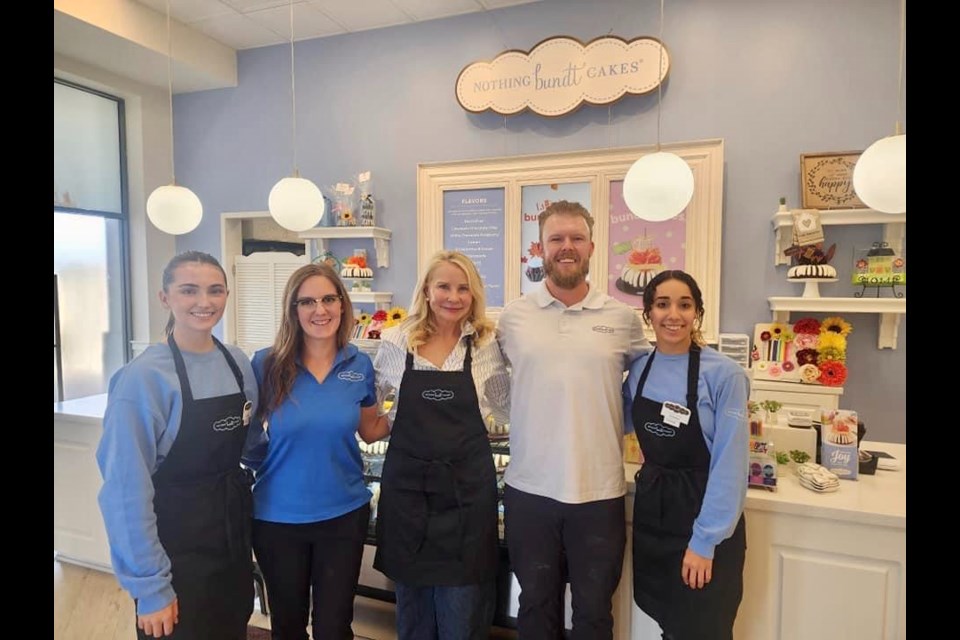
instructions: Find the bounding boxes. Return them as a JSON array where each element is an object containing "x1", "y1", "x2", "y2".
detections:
[{"x1": 761, "y1": 399, "x2": 783, "y2": 425}]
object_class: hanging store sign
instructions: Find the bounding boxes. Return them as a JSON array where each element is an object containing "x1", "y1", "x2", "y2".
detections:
[{"x1": 456, "y1": 35, "x2": 669, "y2": 117}]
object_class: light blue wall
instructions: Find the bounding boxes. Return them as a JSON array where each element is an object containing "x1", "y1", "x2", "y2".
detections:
[{"x1": 174, "y1": 0, "x2": 906, "y2": 443}]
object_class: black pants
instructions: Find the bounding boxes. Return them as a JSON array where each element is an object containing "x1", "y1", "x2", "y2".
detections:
[
  {"x1": 503, "y1": 485, "x2": 625, "y2": 640},
  {"x1": 252, "y1": 503, "x2": 370, "y2": 640}
]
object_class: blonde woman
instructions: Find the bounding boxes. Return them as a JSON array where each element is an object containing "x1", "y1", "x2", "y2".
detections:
[
  {"x1": 372, "y1": 250, "x2": 510, "y2": 640},
  {"x1": 242, "y1": 263, "x2": 385, "y2": 640}
]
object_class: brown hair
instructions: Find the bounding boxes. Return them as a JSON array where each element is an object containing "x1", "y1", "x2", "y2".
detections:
[
  {"x1": 259, "y1": 262, "x2": 355, "y2": 416},
  {"x1": 537, "y1": 200, "x2": 595, "y2": 243},
  {"x1": 402, "y1": 251, "x2": 494, "y2": 350},
  {"x1": 161, "y1": 251, "x2": 228, "y2": 336},
  {"x1": 641, "y1": 270, "x2": 707, "y2": 347}
]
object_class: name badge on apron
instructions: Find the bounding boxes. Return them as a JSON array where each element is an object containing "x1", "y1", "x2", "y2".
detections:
[{"x1": 661, "y1": 401, "x2": 691, "y2": 428}]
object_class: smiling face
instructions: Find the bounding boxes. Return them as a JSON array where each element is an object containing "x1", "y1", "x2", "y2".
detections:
[
  {"x1": 647, "y1": 277, "x2": 698, "y2": 354},
  {"x1": 425, "y1": 261, "x2": 473, "y2": 329},
  {"x1": 541, "y1": 212, "x2": 594, "y2": 289},
  {"x1": 294, "y1": 275, "x2": 343, "y2": 344},
  {"x1": 159, "y1": 262, "x2": 228, "y2": 343}
]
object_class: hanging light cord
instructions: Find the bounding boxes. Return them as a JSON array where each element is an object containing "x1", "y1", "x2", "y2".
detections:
[
  {"x1": 655, "y1": 0, "x2": 665, "y2": 151},
  {"x1": 288, "y1": 0, "x2": 299, "y2": 176},
  {"x1": 896, "y1": 0, "x2": 904, "y2": 135},
  {"x1": 165, "y1": 0, "x2": 176, "y2": 185}
]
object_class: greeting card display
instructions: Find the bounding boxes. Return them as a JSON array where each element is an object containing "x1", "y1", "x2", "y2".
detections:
[{"x1": 852, "y1": 241, "x2": 906, "y2": 298}]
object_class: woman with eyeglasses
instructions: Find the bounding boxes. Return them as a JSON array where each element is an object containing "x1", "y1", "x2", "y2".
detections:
[{"x1": 242, "y1": 262, "x2": 386, "y2": 640}]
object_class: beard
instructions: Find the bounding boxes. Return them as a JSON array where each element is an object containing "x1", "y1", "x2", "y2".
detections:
[{"x1": 544, "y1": 251, "x2": 590, "y2": 289}]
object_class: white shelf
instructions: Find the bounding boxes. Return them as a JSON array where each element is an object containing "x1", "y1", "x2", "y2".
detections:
[
  {"x1": 347, "y1": 291, "x2": 393, "y2": 308},
  {"x1": 771, "y1": 207, "x2": 905, "y2": 266},
  {"x1": 299, "y1": 226, "x2": 392, "y2": 268},
  {"x1": 767, "y1": 296, "x2": 905, "y2": 349}
]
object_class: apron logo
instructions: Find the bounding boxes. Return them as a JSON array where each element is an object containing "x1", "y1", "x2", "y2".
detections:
[
  {"x1": 338, "y1": 370, "x2": 365, "y2": 382},
  {"x1": 213, "y1": 416, "x2": 242, "y2": 432},
  {"x1": 422, "y1": 389, "x2": 455, "y2": 401},
  {"x1": 592, "y1": 325, "x2": 615, "y2": 334},
  {"x1": 643, "y1": 421, "x2": 676, "y2": 438}
]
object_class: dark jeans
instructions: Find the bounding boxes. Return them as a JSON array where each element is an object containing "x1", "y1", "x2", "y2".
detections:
[
  {"x1": 394, "y1": 581, "x2": 495, "y2": 640},
  {"x1": 504, "y1": 485, "x2": 625, "y2": 640},
  {"x1": 252, "y1": 503, "x2": 370, "y2": 640}
]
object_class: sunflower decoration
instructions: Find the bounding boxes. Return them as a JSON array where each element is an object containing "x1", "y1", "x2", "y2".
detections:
[
  {"x1": 769, "y1": 322, "x2": 795, "y2": 342},
  {"x1": 818, "y1": 360, "x2": 848, "y2": 387},
  {"x1": 357, "y1": 312, "x2": 372, "y2": 325},
  {"x1": 819, "y1": 346, "x2": 846, "y2": 363},
  {"x1": 821, "y1": 316, "x2": 852, "y2": 337},
  {"x1": 384, "y1": 306, "x2": 408, "y2": 328},
  {"x1": 817, "y1": 331, "x2": 847, "y2": 353}
]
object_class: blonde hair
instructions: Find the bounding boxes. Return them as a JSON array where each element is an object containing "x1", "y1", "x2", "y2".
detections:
[
  {"x1": 403, "y1": 251, "x2": 494, "y2": 350},
  {"x1": 260, "y1": 263, "x2": 355, "y2": 416}
]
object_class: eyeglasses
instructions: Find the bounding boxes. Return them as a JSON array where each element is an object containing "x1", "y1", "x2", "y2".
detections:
[{"x1": 293, "y1": 295, "x2": 342, "y2": 310}]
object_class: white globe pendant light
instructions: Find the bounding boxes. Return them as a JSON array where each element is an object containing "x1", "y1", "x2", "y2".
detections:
[
  {"x1": 853, "y1": 133, "x2": 906, "y2": 214},
  {"x1": 623, "y1": 151, "x2": 694, "y2": 222},
  {"x1": 853, "y1": 0, "x2": 906, "y2": 215},
  {"x1": 147, "y1": 0, "x2": 203, "y2": 236},
  {"x1": 269, "y1": 0, "x2": 324, "y2": 232},
  {"x1": 623, "y1": 0, "x2": 693, "y2": 222},
  {"x1": 147, "y1": 185, "x2": 203, "y2": 234},
  {"x1": 269, "y1": 174, "x2": 325, "y2": 232}
]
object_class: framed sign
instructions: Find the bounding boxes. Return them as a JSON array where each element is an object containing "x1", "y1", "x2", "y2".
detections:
[
  {"x1": 800, "y1": 151, "x2": 866, "y2": 210},
  {"x1": 442, "y1": 188, "x2": 506, "y2": 307},
  {"x1": 417, "y1": 140, "x2": 725, "y2": 343}
]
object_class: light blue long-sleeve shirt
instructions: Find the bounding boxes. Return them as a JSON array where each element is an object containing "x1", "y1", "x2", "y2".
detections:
[
  {"x1": 95, "y1": 342, "x2": 259, "y2": 615},
  {"x1": 623, "y1": 346, "x2": 749, "y2": 559}
]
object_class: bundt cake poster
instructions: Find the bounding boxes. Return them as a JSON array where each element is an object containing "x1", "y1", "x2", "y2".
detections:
[
  {"x1": 607, "y1": 179, "x2": 686, "y2": 308},
  {"x1": 520, "y1": 182, "x2": 591, "y2": 295}
]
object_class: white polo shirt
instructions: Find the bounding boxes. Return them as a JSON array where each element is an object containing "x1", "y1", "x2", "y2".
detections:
[{"x1": 496, "y1": 283, "x2": 650, "y2": 504}]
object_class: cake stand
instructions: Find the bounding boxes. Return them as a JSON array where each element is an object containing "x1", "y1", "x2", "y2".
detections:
[{"x1": 787, "y1": 276, "x2": 838, "y2": 298}]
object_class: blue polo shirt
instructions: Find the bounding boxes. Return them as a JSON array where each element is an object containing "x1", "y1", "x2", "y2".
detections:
[{"x1": 243, "y1": 343, "x2": 376, "y2": 523}]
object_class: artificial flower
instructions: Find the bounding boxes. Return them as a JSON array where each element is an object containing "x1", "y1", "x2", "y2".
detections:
[
  {"x1": 792, "y1": 317, "x2": 821, "y2": 335},
  {"x1": 817, "y1": 331, "x2": 847, "y2": 353},
  {"x1": 760, "y1": 331, "x2": 771, "y2": 342},
  {"x1": 798, "y1": 363, "x2": 820, "y2": 384},
  {"x1": 856, "y1": 259, "x2": 869, "y2": 269},
  {"x1": 794, "y1": 333, "x2": 818, "y2": 350},
  {"x1": 818, "y1": 346, "x2": 846, "y2": 363},
  {"x1": 372, "y1": 309, "x2": 388, "y2": 322},
  {"x1": 357, "y1": 312, "x2": 371, "y2": 325},
  {"x1": 796, "y1": 348, "x2": 819, "y2": 366},
  {"x1": 769, "y1": 323, "x2": 795, "y2": 342},
  {"x1": 768, "y1": 364, "x2": 782, "y2": 377},
  {"x1": 782, "y1": 361, "x2": 795, "y2": 372},
  {"x1": 821, "y1": 316, "x2": 852, "y2": 337},
  {"x1": 893, "y1": 257, "x2": 905, "y2": 268},
  {"x1": 818, "y1": 361, "x2": 848, "y2": 387},
  {"x1": 384, "y1": 306, "x2": 408, "y2": 328}
]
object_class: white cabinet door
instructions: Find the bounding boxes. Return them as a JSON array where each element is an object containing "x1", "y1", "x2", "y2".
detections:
[{"x1": 234, "y1": 252, "x2": 308, "y2": 354}]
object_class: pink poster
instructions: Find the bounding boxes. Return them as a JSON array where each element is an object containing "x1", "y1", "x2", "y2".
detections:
[{"x1": 607, "y1": 180, "x2": 687, "y2": 308}]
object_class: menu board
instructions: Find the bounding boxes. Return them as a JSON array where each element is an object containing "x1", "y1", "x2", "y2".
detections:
[{"x1": 443, "y1": 188, "x2": 505, "y2": 307}]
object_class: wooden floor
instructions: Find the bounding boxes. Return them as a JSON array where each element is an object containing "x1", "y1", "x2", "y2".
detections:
[{"x1": 54, "y1": 559, "x2": 516, "y2": 639}]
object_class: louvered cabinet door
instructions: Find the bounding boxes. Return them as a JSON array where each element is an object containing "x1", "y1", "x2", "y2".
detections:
[{"x1": 234, "y1": 252, "x2": 308, "y2": 354}]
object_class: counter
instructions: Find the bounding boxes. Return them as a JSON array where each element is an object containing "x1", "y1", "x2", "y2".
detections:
[
  {"x1": 618, "y1": 441, "x2": 906, "y2": 639},
  {"x1": 53, "y1": 394, "x2": 112, "y2": 570}
]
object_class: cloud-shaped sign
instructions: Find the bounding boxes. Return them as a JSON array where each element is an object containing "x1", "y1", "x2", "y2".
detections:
[
  {"x1": 213, "y1": 416, "x2": 242, "y2": 432},
  {"x1": 456, "y1": 36, "x2": 669, "y2": 117},
  {"x1": 421, "y1": 389, "x2": 455, "y2": 402},
  {"x1": 643, "y1": 422, "x2": 676, "y2": 438},
  {"x1": 338, "y1": 370, "x2": 365, "y2": 382}
]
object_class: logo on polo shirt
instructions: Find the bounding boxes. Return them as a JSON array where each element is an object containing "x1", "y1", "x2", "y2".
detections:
[
  {"x1": 644, "y1": 421, "x2": 676, "y2": 438},
  {"x1": 422, "y1": 389, "x2": 455, "y2": 401},
  {"x1": 338, "y1": 370, "x2": 365, "y2": 382},
  {"x1": 592, "y1": 325, "x2": 615, "y2": 334},
  {"x1": 213, "y1": 415, "x2": 242, "y2": 432}
]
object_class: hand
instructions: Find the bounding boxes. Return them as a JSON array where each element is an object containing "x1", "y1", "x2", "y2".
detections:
[
  {"x1": 681, "y1": 548, "x2": 712, "y2": 590},
  {"x1": 137, "y1": 598, "x2": 178, "y2": 637}
]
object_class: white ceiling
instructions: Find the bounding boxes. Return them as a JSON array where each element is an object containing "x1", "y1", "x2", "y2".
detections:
[{"x1": 135, "y1": 0, "x2": 544, "y2": 50}]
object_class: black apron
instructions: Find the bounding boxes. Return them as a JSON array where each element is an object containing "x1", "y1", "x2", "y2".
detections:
[
  {"x1": 374, "y1": 338, "x2": 498, "y2": 586},
  {"x1": 138, "y1": 335, "x2": 254, "y2": 640},
  {"x1": 631, "y1": 346, "x2": 746, "y2": 639}
]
